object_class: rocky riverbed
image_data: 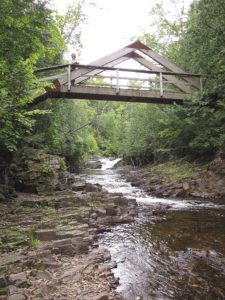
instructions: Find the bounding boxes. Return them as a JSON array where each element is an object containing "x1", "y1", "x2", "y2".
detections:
[
  {"x1": 122, "y1": 153, "x2": 225, "y2": 200},
  {"x1": 0, "y1": 179, "x2": 137, "y2": 300},
  {"x1": 1, "y1": 152, "x2": 225, "y2": 299}
]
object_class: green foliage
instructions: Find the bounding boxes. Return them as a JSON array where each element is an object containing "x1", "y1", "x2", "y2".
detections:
[
  {"x1": 33, "y1": 100, "x2": 96, "y2": 166},
  {"x1": 59, "y1": 158, "x2": 67, "y2": 172},
  {"x1": 0, "y1": 0, "x2": 66, "y2": 153},
  {"x1": 29, "y1": 237, "x2": 41, "y2": 248},
  {"x1": 41, "y1": 164, "x2": 54, "y2": 175},
  {"x1": 56, "y1": 0, "x2": 86, "y2": 54},
  {"x1": 148, "y1": 160, "x2": 202, "y2": 181},
  {"x1": 1, "y1": 0, "x2": 223, "y2": 172},
  {"x1": 124, "y1": 0, "x2": 225, "y2": 163}
]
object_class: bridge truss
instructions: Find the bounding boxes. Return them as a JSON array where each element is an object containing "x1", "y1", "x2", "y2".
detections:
[{"x1": 34, "y1": 41, "x2": 201, "y2": 106}]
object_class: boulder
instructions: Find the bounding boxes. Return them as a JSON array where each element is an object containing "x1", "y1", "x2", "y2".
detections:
[
  {"x1": 8, "y1": 272, "x2": 28, "y2": 288},
  {"x1": 11, "y1": 148, "x2": 68, "y2": 195},
  {"x1": 113, "y1": 197, "x2": 128, "y2": 206},
  {"x1": 105, "y1": 206, "x2": 117, "y2": 216},
  {"x1": 72, "y1": 181, "x2": 86, "y2": 191},
  {"x1": 85, "y1": 159, "x2": 102, "y2": 169},
  {"x1": 86, "y1": 183, "x2": 102, "y2": 192}
]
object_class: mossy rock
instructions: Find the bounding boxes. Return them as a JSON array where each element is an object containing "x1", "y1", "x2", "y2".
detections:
[{"x1": 11, "y1": 147, "x2": 67, "y2": 194}]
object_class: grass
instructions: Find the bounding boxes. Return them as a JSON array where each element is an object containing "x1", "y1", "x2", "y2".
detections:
[
  {"x1": 29, "y1": 237, "x2": 41, "y2": 248},
  {"x1": 147, "y1": 160, "x2": 203, "y2": 181}
]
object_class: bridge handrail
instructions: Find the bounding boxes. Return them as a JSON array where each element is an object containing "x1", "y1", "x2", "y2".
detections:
[{"x1": 35, "y1": 63, "x2": 201, "y2": 78}]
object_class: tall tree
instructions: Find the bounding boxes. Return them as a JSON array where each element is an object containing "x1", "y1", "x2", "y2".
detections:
[{"x1": 0, "y1": 0, "x2": 65, "y2": 152}]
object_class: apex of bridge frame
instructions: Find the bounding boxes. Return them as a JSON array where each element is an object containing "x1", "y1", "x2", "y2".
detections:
[
  {"x1": 125, "y1": 40, "x2": 152, "y2": 51},
  {"x1": 52, "y1": 39, "x2": 200, "y2": 92}
]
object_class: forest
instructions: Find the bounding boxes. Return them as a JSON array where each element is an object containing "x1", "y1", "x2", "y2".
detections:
[
  {"x1": 0, "y1": 0, "x2": 225, "y2": 195},
  {"x1": 0, "y1": 1, "x2": 225, "y2": 299}
]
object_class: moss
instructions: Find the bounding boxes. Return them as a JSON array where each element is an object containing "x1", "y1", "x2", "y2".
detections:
[
  {"x1": 41, "y1": 164, "x2": 54, "y2": 175},
  {"x1": 0, "y1": 287, "x2": 7, "y2": 295},
  {"x1": 147, "y1": 160, "x2": 203, "y2": 181},
  {"x1": 59, "y1": 158, "x2": 67, "y2": 172}
]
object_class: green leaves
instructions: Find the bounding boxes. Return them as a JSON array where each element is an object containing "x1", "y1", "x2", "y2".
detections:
[{"x1": 0, "y1": 0, "x2": 66, "y2": 152}]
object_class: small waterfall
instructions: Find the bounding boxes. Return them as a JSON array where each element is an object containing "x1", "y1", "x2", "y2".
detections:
[{"x1": 100, "y1": 158, "x2": 121, "y2": 170}]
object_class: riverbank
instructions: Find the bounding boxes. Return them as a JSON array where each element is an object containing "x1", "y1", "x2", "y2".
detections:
[
  {"x1": 122, "y1": 153, "x2": 225, "y2": 201},
  {"x1": 1, "y1": 154, "x2": 225, "y2": 299},
  {"x1": 0, "y1": 179, "x2": 137, "y2": 300}
]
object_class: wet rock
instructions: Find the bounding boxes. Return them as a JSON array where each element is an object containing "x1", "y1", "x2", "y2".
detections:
[
  {"x1": 86, "y1": 183, "x2": 102, "y2": 192},
  {"x1": 105, "y1": 206, "x2": 117, "y2": 216},
  {"x1": 113, "y1": 197, "x2": 128, "y2": 206},
  {"x1": 98, "y1": 215, "x2": 134, "y2": 225},
  {"x1": 85, "y1": 159, "x2": 102, "y2": 169},
  {"x1": 94, "y1": 208, "x2": 106, "y2": 216},
  {"x1": 127, "y1": 198, "x2": 137, "y2": 206},
  {"x1": 90, "y1": 212, "x2": 98, "y2": 220},
  {"x1": 71, "y1": 181, "x2": 86, "y2": 191}
]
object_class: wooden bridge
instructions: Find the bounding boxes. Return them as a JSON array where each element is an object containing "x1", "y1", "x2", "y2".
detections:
[{"x1": 34, "y1": 41, "x2": 201, "y2": 106}]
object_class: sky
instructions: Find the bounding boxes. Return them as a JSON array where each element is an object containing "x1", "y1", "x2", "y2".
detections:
[{"x1": 52, "y1": 0, "x2": 192, "y2": 63}]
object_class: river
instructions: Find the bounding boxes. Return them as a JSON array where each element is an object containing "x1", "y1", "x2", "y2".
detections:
[{"x1": 81, "y1": 158, "x2": 225, "y2": 300}]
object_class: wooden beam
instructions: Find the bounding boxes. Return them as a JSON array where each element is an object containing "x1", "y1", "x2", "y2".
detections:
[
  {"x1": 58, "y1": 47, "x2": 135, "y2": 86},
  {"x1": 39, "y1": 73, "x2": 66, "y2": 81},
  {"x1": 59, "y1": 85, "x2": 185, "y2": 103},
  {"x1": 33, "y1": 89, "x2": 184, "y2": 106},
  {"x1": 140, "y1": 48, "x2": 200, "y2": 89},
  {"x1": 70, "y1": 56, "x2": 130, "y2": 86},
  {"x1": 134, "y1": 56, "x2": 193, "y2": 94}
]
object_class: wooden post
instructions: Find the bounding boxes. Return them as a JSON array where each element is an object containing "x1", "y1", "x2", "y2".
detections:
[
  {"x1": 116, "y1": 69, "x2": 119, "y2": 94},
  {"x1": 160, "y1": 72, "x2": 163, "y2": 97},
  {"x1": 68, "y1": 64, "x2": 71, "y2": 91}
]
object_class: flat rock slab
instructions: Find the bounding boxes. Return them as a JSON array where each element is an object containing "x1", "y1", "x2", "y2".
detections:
[
  {"x1": 35, "y1": 229, "x2": 57, "y2": 241},
  {"x1": 92, "y1": 292, "x2": 109, "y2": 300},
  {"x1": 72, "y1": 181, "x2": 87, "y2": 191}
]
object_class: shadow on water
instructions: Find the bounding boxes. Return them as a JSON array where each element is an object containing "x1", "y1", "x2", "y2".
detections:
[{"x1": 81, "y1": 158, "x2": 225, "y2": 300}]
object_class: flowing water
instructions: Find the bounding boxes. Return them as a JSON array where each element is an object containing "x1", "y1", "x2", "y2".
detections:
[{"x1": 81, "y1": 158, "x2": 225, "y2": 300}]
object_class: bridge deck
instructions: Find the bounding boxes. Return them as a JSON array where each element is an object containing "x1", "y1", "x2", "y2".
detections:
[{"x1": 33, "y1": 85, "x2": 186, "y2": 106}]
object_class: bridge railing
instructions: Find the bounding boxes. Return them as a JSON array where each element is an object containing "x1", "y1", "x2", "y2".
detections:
[
  {"x1": 68, "y1": 64, "x2": 201, "y2": 96},
  {"x1": 35, "y1": 63, "x2": 202, "y2": 97}
]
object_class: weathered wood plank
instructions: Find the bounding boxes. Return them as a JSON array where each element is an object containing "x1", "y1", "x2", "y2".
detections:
[
  {"x1": 60, "y1": 85, "x2": 185, "y2": 101},
  {"x1": 134, "y1": 56, "x2": 193, "y2": 94},
  {"x1": 33, "y1": 87, "x2": 185, "y2": 106},
  {"x1": 140, "y1": 48, "x2": 200, "y2": 89},
  {"x1": 58, "y1": 47, "x2": 135, "y2": 85},
  {"x1": 70, "y1": 56, "x2": 130, "y2": 86}
]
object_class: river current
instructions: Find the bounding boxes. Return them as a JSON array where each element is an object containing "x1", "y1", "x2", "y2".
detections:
[{"x1": 81, "y1": 158, "x2": 225, "y2": 300}]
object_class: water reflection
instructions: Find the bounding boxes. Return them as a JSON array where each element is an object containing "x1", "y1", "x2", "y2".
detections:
[{"x1": 82, "y1": 158, "x2": 225, "y2": 299}]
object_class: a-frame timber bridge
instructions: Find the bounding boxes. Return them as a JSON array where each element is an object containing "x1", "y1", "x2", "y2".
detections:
[{"x1": 34, "y1": 41, "x2": 201, "y2": 106}]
